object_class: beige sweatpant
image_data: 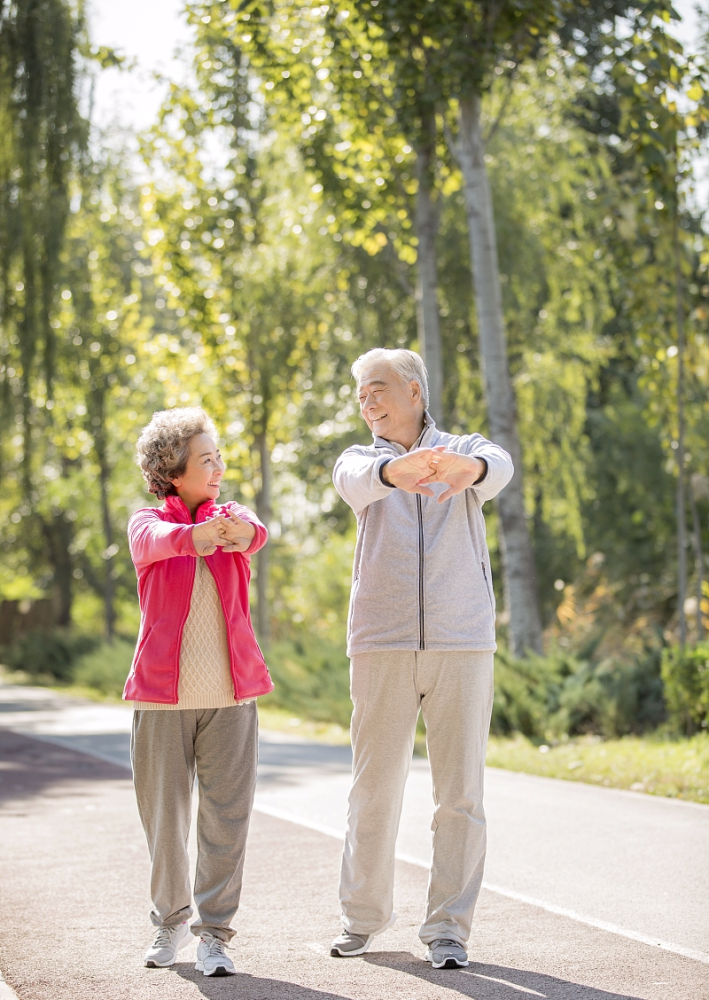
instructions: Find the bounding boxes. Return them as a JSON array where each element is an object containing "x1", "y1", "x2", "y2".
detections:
[
  {"x1": 130, "y1": 705, "x2": 258, "y2": 941},
  {"x1": 340, "y1": 649, "x2": 494, "y2": 946}
]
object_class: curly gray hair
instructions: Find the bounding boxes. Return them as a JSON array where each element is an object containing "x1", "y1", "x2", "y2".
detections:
[{"x1": 136, "y1": 407, "x2": 218, "y2": 499}]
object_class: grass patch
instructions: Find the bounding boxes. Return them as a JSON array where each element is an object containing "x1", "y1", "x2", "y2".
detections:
[
  {"x1": 257, "y1": 704, "x2": 350, "y2": 744},
  {"x1": 486, "y1": 732, "x2": 709, "y2": 804}
]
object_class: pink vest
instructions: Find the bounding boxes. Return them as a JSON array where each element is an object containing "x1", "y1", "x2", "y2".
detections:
[{"x1": 123, "y1": 495, "x2": 273, "y2": 705}]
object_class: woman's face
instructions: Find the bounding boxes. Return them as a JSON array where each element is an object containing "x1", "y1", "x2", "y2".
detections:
[{"x1": 170, "y1": 433, "x2": 226, "y2": 511}]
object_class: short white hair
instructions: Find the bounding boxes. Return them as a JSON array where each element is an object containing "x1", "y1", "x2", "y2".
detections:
[{"x1": 351, "y1": 348, "x2": 429, "y2": 407}]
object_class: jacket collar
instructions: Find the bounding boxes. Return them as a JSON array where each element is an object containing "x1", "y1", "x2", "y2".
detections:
[
  {"x1": 373, "y1": 409, "x2": 436, "y2": 454},
  {"x1": 163, "y1": 494, "x2": 218, "y2": 524}
]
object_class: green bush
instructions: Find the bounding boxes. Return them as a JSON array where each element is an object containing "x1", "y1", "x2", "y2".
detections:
[
  {"x1": 492, "y1": 645, "x2": 665, "y2": 741},
  {"x1": 661, "y1": 643, "x2": 709, "y2": 736},
  {"x1": 72, "y1": 639, "x2": 135, "y2": 697},
  {"x1": 260, "y1": 633, "x2": 352, "y2": 727},
  {"x1": 0, "y1": 628, "x2": 99, "y2": 681}
]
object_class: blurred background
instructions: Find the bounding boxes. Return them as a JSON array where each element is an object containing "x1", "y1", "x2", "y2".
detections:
[{"x1": 1, "y1": 0, "x2": 709, "y2": 792}]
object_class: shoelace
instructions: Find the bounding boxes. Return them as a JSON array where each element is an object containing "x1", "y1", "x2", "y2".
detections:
[
  {"x1": 202, "y1": 935, "x2": 231, "y2": 956},
  {"x1": 434, "y1": 939, "x2": 460, "y2": 949},
  {"x1": 153, "y1": 926, "x2": 178, "y2": 948}
]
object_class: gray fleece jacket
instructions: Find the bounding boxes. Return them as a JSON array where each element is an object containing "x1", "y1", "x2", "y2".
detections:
[{"x1": 333, "y1": 412, "x2": 514, "y2": 657}]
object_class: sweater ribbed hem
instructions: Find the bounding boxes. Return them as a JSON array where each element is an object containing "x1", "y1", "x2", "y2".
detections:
[{"x1": 132, "y1": 692, "x2": 254, "y2": 711}]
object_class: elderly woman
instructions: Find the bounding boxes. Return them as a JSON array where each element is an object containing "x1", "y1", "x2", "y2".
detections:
[{"x1": 123, "y1": 407, "x2": 273, "y2": 977}]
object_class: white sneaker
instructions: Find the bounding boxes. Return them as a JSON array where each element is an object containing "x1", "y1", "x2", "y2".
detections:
[
  {"x1": 195, "y1": 933, "x2": 236, "y2": 976},
  {"x1": 144, "y1": 920, "x2": 192, "y2": 967}
]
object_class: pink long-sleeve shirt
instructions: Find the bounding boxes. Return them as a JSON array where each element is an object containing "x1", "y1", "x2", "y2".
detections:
[{"x1": 122, "y1": 494, "x2": 273, "y2": 705}]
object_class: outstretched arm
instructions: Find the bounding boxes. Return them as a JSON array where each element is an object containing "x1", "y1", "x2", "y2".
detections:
[
  {"x1": 334, "y1": 447, "x2": 448, "y2": 514},
  {"x1": 420, "y1": 434, "x2": 513, "y2": 503}
]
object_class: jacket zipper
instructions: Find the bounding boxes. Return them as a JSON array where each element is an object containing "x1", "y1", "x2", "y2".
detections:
[
  {"x1": 482, "y1": 561, "x2": 493, "y2": 609},
  {"x1": 417, "y1": 494, "x2": 425, "y2": 650}
]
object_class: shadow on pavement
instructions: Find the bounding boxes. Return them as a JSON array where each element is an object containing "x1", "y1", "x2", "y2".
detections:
[
  {"x1": 172, "y1": 964, "x2": 351, "y2": 998},
  {"x1": 0, "y1": 729, "x2": 130, "y2": 806},
  {"x1": 364, "y1": 953, "x2": 647, "y2": 999}
]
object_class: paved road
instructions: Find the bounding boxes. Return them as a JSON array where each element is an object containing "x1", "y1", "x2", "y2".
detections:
[{"x1": 0, "y1": 682, "x2": 708, "y2": 1000}]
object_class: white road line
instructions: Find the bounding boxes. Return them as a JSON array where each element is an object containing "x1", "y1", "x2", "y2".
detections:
[
  {"x1": 253, "y1": 803, "x2": 709, "y2": 967},
  {"x1": 306, "y1": 943, "x2": 330, "y2": 958},
  {"x1": 254, "y1": 802, "x2": 345, "y2": 841}
]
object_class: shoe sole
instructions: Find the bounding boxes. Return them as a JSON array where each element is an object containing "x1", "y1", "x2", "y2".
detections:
[
  {"x1": 429, "y1": 957, "x2": 469, "y2": 969},
  {"x1": 195, "y1": 961, "x2": 236, "y2": 976},
  {"x1": 330, "y1": 940, "x2": 372, "y2": 958}
]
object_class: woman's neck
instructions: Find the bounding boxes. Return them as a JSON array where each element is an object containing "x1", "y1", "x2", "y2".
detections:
[{"x1": 176, "y1": 493, "x2": 208, "y2": 521}]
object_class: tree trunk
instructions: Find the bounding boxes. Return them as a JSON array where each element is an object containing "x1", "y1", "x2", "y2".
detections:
[
  {"x1": 453, "y1": 94, "x2": 543, "y2": 656},
  {"x1": 414, "y1": 108, "x2": 444, "y2": 424},
  {"x1": 41, "y1": 513, "x2": 74, "y2": 627},
  {"x1": 674, "y1": 213, "x2": 687, "y2": 650},
  {"x1": 255, "y1": 421, "x2": 272, "y2": 644},
  {"x1": 688, "y1": 476, "x2": 704, "y2": 643},
  {"x1": 93, "y1": 398, "x2": 116, "y2": 641}
]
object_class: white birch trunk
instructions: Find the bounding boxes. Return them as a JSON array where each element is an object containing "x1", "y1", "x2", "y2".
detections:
[
  {"x1": 454, "y1": 94, "x2": 543, "y2": 656},
  {"x1": 414, "y1": 111, "x2": 444, "y2": 424}
]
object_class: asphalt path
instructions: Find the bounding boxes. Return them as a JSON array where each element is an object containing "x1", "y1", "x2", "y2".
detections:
[{"x1": 0, "y1": 682, "x2": 708, "y2": 1000}]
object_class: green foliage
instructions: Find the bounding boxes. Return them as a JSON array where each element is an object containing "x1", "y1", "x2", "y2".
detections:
[
  {"x1": 661, "y1": 643, "x2": 709, "y2": 736},
  {"x1": 0, "y1": 628, "x2": 98, "y2": 681},
  {"x1": 492, "y1": 646, "x2": 665, "y2": 741},
  {"x1": 72, "y1": 638, "x2": 135, "y2": 697}
]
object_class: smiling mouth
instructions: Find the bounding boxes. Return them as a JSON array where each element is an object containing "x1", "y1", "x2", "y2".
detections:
[
  {"x1": 372, "y1": 413, "x2": 388, "y2": 421},
  {"x1": 207, "y1": 481, "x2": 221, "y2": 488}
]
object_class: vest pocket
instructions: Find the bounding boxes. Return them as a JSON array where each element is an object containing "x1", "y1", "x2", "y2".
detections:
[{"x1": 481, "y1": 562, "x2": 494, "y2": 609}]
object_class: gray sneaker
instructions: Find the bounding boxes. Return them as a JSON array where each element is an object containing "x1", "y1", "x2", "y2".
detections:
[
  {"x1": 425, "y1": 938, "x2": 469, "y2": 969},
  {"x1": 330, "y1": 929, "x2": 374, "y2": 957},
  {"x1": 144, "y1": 920, "x2": 191, "y2": 968},
  {"x1": 330, "y1": 912, "x2": 396, "y2": 957}
]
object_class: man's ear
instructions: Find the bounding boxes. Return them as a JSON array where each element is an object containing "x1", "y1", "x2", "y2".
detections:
[{"x1": 410, "y1": 379, "x2": 421, "y2": 403}]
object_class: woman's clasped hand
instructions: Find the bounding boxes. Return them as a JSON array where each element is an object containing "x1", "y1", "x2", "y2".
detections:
[{"x1": 192, "y1": 511, "x2": 256, "y2": 556}]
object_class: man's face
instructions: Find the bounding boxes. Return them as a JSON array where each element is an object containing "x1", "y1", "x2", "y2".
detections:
[{"x1": 357, "y1": 363, "x2": 423, "y2": 444}]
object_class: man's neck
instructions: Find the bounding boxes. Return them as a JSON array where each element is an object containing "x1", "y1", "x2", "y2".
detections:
[{"x1": 385, "y1": 415, "x2": 426, "y2": 452}]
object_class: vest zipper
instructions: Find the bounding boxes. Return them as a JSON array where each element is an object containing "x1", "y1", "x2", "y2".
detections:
[{"x1": 417, "y1": 494, "x2": 425, "y2": 650}]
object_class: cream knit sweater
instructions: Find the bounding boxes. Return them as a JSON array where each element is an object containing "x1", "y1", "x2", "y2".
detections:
[{"x1": 135, "y1": 557, "x2": 248, "y2": 711}]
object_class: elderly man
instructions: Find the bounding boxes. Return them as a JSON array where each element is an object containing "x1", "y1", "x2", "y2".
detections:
[{"x1": 329, "y1": 347, "x2": 513, "y2": 969}]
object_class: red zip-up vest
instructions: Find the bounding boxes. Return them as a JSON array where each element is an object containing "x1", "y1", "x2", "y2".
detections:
[{"x1": 123, "y1": 495, "x2": 273, "y2": 705}]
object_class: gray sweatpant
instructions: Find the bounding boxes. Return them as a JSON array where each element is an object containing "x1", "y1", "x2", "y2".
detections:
[
  {"x1": 130, "y1": 705, "x2": 258, "y2": 941},
  {"x1": 340, "y1": 650, "x2": 494, "y2": 946}
]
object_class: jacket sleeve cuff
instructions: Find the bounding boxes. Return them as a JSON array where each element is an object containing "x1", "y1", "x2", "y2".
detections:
[
  {"x1": 379, "y1": 458, "x2": 397, "y2": 488},
  {"x1": 472, "y1": 458, "x2": 488, "y2": 485},
  {"x1": 243, "y1": 522, "x2": 268, "y2": 555}
]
